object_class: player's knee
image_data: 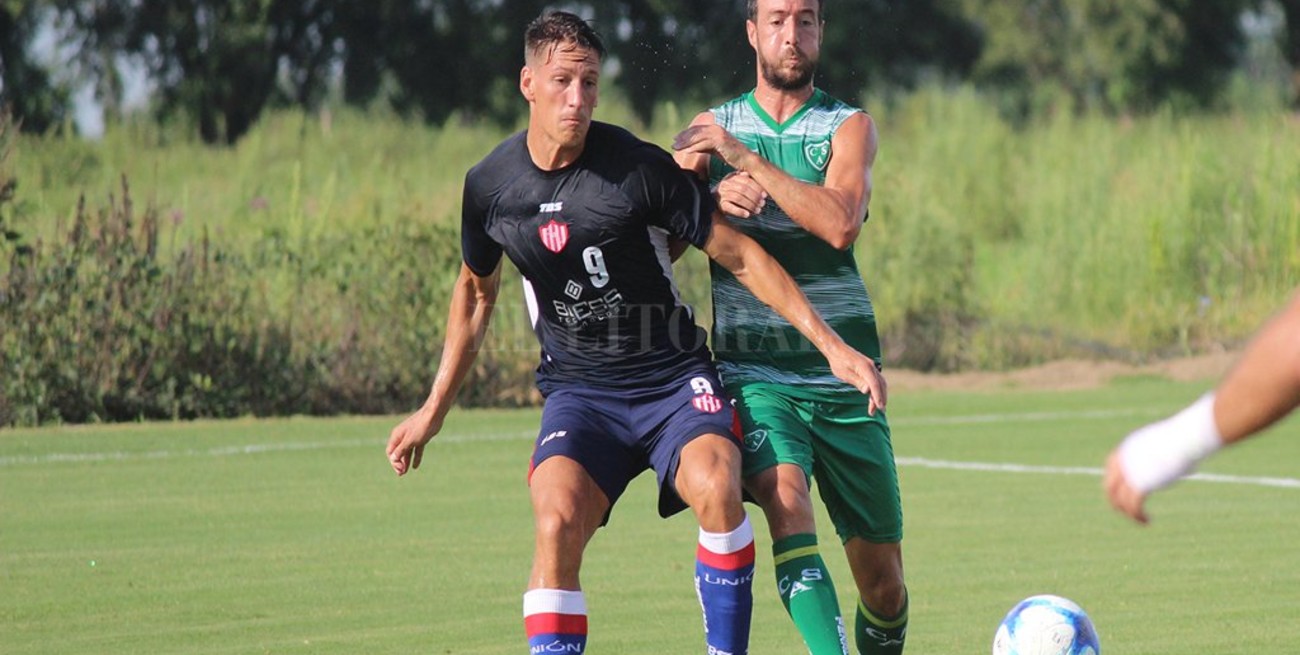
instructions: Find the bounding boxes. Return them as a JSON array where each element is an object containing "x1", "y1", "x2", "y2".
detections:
[
  {"x1": 679, "y1": 436, "x2": 740, "y2": 490},
  {"x1": 533, "y1": 499, "x2": 595, "y2": 548},
  {"x1": 742, "y1": 467, "x2": 779, "y2": 505},
  {"x1": 774, "y1": 471, "x2": 812, "y2": 509},
  {"x1": 680, "y1": 464, "x2": 741, "y2": 507},
  {"x1": 861, "y1": 569, "x2": 907, "y2": 616}
]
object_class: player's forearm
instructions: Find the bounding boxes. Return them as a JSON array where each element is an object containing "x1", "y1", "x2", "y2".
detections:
[
  {"x1": 727, "y1": 238, "x2": 846, "y2": 357},
  {"x1": 1116, "y1": 292, "x2": 1300, "y2": 494},
  {"x1": 1213, "y1": 292, "x2": 1300, "y2": 444},
  {"x1": 422, "y1": 271, "x2": 497, "y2": 418},
  {"x1": 734, "y1": 151, "x2": 861, "y2": 249}
]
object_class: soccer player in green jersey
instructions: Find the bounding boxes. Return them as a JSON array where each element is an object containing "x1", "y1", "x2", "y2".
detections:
[{"x1": 673, "y1": 1, "x2": 906, "y2": 653}]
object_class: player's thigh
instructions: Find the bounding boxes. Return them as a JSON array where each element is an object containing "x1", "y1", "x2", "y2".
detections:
[
  {"x1": 531, "y1": 388, "x2": 639, "y2": 523},
  {"x1": 642, "y1": 370, "x2": 741, "y2": 518},
  {"x1": 731, "y1": 384, "x2": 817, "y2": 481},
  {"x1": 811, "y1": 408, "x2": 902, "y2": 544},
  {"x1": 529, "y1": 456, "x2": 611, "y2": 548}
]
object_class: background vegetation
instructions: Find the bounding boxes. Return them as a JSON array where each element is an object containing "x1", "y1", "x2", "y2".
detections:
[
  {"x1": 0, "y1": 2, "x2": 1298, "y2": 425},
  {"x1": 1, "y1": 92, "x2": 1296, "y2": 426},
  {"x1": 3, "y1": 1, "x2": 1298, "y2": 141}
]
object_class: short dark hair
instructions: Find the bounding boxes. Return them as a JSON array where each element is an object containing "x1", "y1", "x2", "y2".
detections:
[
  {"x1": 746, "y1": 0, "x2": 824, "y2": 21},
  {"x1": 525, "y1": 11, "x2": 606, "y2": 62}
]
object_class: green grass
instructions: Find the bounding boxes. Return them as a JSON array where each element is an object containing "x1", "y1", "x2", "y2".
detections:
[{"x1": 4, "y1": 377, "x2": 1299, "y2": 653}]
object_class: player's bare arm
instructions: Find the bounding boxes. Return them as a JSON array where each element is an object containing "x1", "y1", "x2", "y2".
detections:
[
  {"x1": 701, "y1": 218, "x2": 887, "y2": 413},
  {"x1": 1211, "y1": 290, "x2": 1300, "y2": 441},
  {"x1": 1105, "y1": 290, "x2": 1300, "y2": 523},
  {"x1": 672, "y1": 112, "x2": 768, "y2": 219},
  {"x1": 674, "y1": 111, "x2": 877, "y2": 250},
  {"x1": 671, "y1": 111, "x2": 715, "y2": 179},
  {"x1": 387, "y1": 261, "x2": 502, "y2": 476}
]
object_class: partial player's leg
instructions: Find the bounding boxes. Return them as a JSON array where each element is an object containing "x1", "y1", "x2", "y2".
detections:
[
  {"x1": 811, "y1": 403, "x2": 907, "y2": 655},
  {"x1": 845, "y1": 539, "x2": 907, "y2": 655},
  {"x1": 525, "y1": 456, "x2": 609, "y2": 654},
  {"x1": 524, "y1": 389, "x2": 634, "y2": 654},
  {"x1": 675, "y1": 432, "x2": 755, "y2": 655},
  {"x1": 648, "y1": 370, "x2": 755, "y2": 655},
  {"x1": 739, "y1": 386, "x2": 849, "y2": 655}
]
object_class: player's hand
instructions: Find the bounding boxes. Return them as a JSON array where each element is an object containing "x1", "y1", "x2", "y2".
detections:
[
  {"x1": 716, "y1": 171, "x2": 767, "y2": 218},
  {"x1": 672, "y1": 124, "x2": 754, "y2": 171},
  {"x1": 1103, "y1": 450, "x2": 1150, "y2": 525},
  {"x1": 386, "y1": 406, "x2": 443, "y2": 476},
  {"x1": 826, "y1": 344, "x2": 888, "y2": 415}
]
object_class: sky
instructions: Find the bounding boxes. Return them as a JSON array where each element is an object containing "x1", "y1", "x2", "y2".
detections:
[{"x1": 31, "y1": 12, "x2": 150, "y2": 139}]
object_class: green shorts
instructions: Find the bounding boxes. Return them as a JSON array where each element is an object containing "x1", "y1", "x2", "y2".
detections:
[{"x1": 734, "y1": 383, "x2": 902, "y2": 544}]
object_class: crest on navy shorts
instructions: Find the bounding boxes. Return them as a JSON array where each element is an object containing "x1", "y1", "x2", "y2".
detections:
[
  {"x1": 538, "y1": 219, "x2": 570, "y2": 253},
  {"x1": 692, "y1": 394, "x2": 724, "y2": 414}
]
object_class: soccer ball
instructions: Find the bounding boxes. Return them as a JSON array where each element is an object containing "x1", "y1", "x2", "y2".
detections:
[{"x1": 992, "y1": 594, "x2": 1101, "y2": 655}]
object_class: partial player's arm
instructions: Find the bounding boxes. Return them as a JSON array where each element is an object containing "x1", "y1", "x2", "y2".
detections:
[
  {"x1": 674, "y1": 110, "x2": 877, "y2": 250},
  {"x1": 387, "y1": 261, "x2": 502, "y2": 476},
  {"x1": 1104, "y1": 289, "x2": 1300, "y2": 523},
  {"x1": 1211, "y1": 291, "x2": 1300, "y2": 440},
  {"x1": 674, "y1": 112, "x2": 769, "y2": 220},
  {"x1": 700, "y1": 218, "x2": 886, "y2": 413}
]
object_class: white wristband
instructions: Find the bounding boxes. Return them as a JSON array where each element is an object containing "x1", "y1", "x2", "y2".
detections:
[{"x1": 1118, "y1": 393, "x2": 1224, "y2": 494}]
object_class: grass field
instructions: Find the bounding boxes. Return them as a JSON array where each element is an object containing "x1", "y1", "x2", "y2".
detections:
[{"x1": 3, "y1": 376, "x2": 1299, "y2": 654}]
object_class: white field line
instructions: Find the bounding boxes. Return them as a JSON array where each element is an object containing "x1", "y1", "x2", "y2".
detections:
[
  {"x1": 895, "y1": 457, "x2": 1300, "y2": 489},
  {"x1": 888, "y1": 407, "x2": 1159, "y2": 426},
  {"x1": 0, "y1": 430, "x2": 536, "y2": 467},
  {"x1": 2, "y1": 409, "x2": 1295, "y2": 491}
]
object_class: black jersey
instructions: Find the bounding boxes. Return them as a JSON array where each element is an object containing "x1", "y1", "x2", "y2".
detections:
[{"x1": 461, "y1": 121, "x2": 717, "y2": 394}]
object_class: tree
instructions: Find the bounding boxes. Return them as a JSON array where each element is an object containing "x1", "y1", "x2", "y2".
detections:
[
  {"x1": 0, "y1": 1, "x2": 71, "y2": 133},
  {"x1": 57, "y1": 0, "x2": 338, "y2": 145},
  {"x1": 592, "y1": 0, "x2": 980, "y2": 126},
  {"x1": 326, "y1": 0, "x2": 552, "y2": 127},
  {"x1": 1275, "y1": 0, "x2": 1300, "y2": 106},
  {"x1": 962, "y1": 0, "x2": 1253, "y2": 117}
]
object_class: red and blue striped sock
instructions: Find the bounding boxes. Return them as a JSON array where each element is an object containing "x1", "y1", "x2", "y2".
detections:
[
  {"x1": 695, "y1": 515, "x2": 755, "y2": 655},
  {"x1": 523, "y1": 588, "x2": 587, "y2": 654}
]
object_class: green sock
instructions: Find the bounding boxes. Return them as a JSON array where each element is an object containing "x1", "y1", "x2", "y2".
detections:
[
  {"x1": 855, "y1": 591, "x2": 908, "y2": 655},
  {"x1": 772, "y1": 533, "x2": 849, "y2": 655}
]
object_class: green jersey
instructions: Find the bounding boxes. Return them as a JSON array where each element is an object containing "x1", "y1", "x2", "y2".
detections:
[{"x1": 708, "y1": 88, "x2": 881, "y2": 397}]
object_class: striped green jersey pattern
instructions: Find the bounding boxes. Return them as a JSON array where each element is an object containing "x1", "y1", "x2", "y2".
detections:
[{"x1": 708, "y1": 88, "x2": 881, "y2": 396}]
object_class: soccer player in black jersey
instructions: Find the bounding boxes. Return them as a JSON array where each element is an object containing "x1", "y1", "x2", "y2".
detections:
[{"x1": 386, "y1": 11, "x2": 885, "y2": 655}]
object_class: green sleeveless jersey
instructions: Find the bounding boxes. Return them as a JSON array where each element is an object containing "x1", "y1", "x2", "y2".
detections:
[{"x1": 708, "y1": 88, "x2": 881, "y2": 397}]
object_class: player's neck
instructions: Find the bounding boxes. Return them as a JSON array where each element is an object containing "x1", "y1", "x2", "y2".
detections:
[
  {"x1": 751, "y1": 83, "x2": 815, "y2": 125},
  {"x1": 526, "y1": 131, "x2": 585, "y2": 171}
]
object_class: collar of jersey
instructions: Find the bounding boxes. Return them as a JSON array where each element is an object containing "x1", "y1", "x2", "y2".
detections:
[{"x1": 744, "y1": 88, "x2": 823, "y2": 134}]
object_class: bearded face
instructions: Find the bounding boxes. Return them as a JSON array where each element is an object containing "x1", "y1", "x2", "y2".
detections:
[
  {"x1": 748, "y1": 0, "x2": 822, "y2": 91},
  {"x1": 758, "y1": 43, "x2": 817, "y2": 91}
]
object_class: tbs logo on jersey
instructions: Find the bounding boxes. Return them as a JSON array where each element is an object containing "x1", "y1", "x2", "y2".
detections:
[{"x1": 689, "y1": 376, "x2": 724, "y2": 414}]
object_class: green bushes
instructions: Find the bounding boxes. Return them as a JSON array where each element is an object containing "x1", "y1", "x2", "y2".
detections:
[
  {"x1": 3, "y1": 95, "x2": 1297, "y2": 425},
  {"x1": 857, "y1": 89, "x2": 1299, "y2": 371},
  {"x1": 0, "y1": 174, "x2": 537, "y2": 426}
]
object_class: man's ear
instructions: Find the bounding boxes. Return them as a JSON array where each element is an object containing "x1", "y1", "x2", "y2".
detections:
[
  {"x1": 519, "y1": 65, "x2": 534, "y2": 102},
  {"x1": 746, "y1": 20, "x2": 757, "y2": 51}
]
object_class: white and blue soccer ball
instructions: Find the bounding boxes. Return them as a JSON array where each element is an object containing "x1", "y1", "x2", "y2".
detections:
[{"x1": 992, "y1": 594, "x2": 1101, "y2": 655}]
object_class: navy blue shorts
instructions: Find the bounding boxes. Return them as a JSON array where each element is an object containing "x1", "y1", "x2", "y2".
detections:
[{"x1": 528, "y1": 368, "x2": 739, "y2": 520}]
